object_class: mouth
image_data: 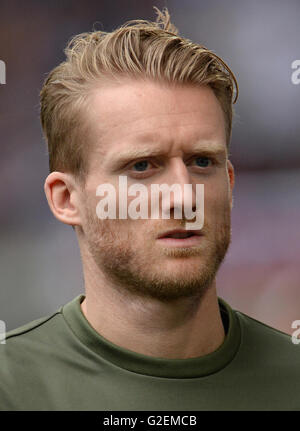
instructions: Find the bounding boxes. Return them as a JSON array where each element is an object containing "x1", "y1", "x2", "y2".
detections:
[{"x1": 156, "y1": 229, "x2": 203, "y2": 247}]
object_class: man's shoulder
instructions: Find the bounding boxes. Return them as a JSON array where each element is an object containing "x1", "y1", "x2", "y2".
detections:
[
  {"x1": 0, "y1": 301, "x2": 81, "y2": 410},
  {"x1": 236, "y1": 309, "x2": 291, "y2": 337},
  {"x1": 234, "y1": 308, "x2": 300, "y2": 365},
  {"x1": 0, "y1": 304, "x2": 75, "y2": 393},
  {"x1": 0, "y1": 310, "x2": 67, "y2": 372},
  {"x1": 5, "y1": 310, "x2": 63, "y2": 341},
  {"x1": 0, "y1": 303, "x2": 72, "y2": 364}
]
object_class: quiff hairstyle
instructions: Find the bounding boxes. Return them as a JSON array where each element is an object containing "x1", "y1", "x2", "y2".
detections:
[{"x1": 40, "y1": 6, "x2": 238, "y2": 182}]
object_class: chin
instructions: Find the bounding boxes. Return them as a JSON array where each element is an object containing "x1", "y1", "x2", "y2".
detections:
[{"x1": 154, "y1": 260, "x2": 207, "y2": 278}]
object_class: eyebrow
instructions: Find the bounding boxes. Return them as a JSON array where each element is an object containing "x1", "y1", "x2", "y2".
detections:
[
  {"x1": 109, "y1": 148, "x2": 164, "y2": 169},
  {"x1": 107, "y1": 141, "x2": 227, "y2": 171}
]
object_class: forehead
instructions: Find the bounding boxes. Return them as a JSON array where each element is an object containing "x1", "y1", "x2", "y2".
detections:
[{"x1": 85, "y1": 79, "x2": 226, "y2": 164}]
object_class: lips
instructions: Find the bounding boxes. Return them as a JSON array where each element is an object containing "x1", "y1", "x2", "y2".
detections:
[{"x1": 157, "y1": 229, "x2": 202, "y2": 239}]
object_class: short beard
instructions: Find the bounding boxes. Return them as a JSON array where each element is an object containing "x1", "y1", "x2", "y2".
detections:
[{"x1": 83, "y1": 206, "x2": 231, "y2": 303}]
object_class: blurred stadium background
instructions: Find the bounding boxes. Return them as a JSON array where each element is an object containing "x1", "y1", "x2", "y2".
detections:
[{"x1": 0, "y1": 0, "x2": 299, "y2": 335}]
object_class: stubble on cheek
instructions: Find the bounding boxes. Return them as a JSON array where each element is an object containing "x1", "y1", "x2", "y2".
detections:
[
  {"x1": 86, "y1": 215, "x2": 131, "y2": 268},
  {"x1": 84, "y1": 205, "x2": 151, "y2": 279}
]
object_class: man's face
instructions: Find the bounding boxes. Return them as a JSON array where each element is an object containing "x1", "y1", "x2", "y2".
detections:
[{"x1": 78, "y1": 79, "x2": 234, "y2": 302}]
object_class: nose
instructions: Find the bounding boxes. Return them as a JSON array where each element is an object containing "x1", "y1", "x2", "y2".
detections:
[{"x1": 159, "y1": 157, "x2": 199, "y2": 224}]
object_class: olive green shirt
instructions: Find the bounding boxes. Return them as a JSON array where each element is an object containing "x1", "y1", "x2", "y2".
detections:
[{"x1": 0, "y1": 294, "x2": 299, "y2": 410}]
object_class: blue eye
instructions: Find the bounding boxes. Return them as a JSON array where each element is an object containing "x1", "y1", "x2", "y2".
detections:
[
  {"x1": 195, "y1": 157, "x2": 210, "y2": 167},
  {"x1": 132, "y1": 160, "x2": 149, "y2": 172}
]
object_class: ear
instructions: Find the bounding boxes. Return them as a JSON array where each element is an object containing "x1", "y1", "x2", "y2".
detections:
[
  {"x1": 44, "y1": 172, "x2": 82, "y2": 226},
  {"x1": 227, "y1": 159, "x2": 235, "y2": 210}
]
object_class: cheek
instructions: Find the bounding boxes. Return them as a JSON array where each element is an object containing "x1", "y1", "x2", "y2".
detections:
[{"x1": 203, "y1": 178, "x2": 231, "y2": 220}]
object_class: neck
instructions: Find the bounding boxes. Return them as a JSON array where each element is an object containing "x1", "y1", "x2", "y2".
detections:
[{"x1": 80, "y1": 254, "x2": 225, "y2": 359}]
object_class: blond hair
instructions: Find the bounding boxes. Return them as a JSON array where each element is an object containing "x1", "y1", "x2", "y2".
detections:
[{"x1": 40, "y1": 6, "x2": 238, "y2": 181}]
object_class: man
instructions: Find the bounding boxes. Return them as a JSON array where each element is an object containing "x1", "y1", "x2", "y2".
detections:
[{"x1": 0, "y1": 7, "x2": 299, "y2": 411}]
